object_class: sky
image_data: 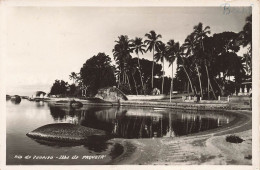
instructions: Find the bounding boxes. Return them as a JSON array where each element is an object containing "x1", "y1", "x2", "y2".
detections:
[{"x1": 4, "y1": 6, "x2": 251, "y2": 96}]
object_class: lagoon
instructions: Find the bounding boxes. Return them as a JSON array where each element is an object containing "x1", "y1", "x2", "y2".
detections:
[{"x1": 6, "y1": 99, "x2": 236, "y2": 165}]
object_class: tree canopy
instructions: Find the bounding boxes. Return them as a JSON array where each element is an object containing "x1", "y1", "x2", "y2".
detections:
[
  {"x1": 50, "y1": 80, "x2": 68, "y2": 95},
  {"x1": 80, "y1": 53, "x2": 116, "y2": 96}
]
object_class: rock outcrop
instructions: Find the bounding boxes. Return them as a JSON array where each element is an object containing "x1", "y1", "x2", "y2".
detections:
[
  {"x1": 95, "y1": 87, "x2": 128, "y2": 102},
  {"x1": 27, "y1": 123, "x2": 108, "y2": 142}
]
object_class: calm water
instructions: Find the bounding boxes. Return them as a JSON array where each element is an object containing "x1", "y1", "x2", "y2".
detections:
[{"x1": 6, "y1": 99, "x2": 235, "y2": 165}]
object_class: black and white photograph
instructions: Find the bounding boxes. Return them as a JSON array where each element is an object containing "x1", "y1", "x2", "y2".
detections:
[{"x1": 1, "y1": 0, "x2": 259, "y2": 169}]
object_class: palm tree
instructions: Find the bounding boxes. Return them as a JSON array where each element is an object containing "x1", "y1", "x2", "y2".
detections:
[
  {"x1": 144, "y1": 30, "x2": 162, "y2": 89},
  {"x1": 193, "y1": 22, "x2": 210, "y2": 51},
  {"x1": 166, "y1": 40, "x2": 195, "y2": 102},
  {"x1": 69, "y1": 72, "x2": 77, "y2": 84},
  {"x1": 183, "y1": 33, "x2": 203, "y2": 98},
  {"x1": 166, "y1": 40, "x2": 177, "y2": 102},
  {"x1": 193, "y1": 22, "x2": 216, "y2": 99},
  {"x1": 131, "y1": 37, "x2": 146, "y2": 94},
  {"x1": 178, "y1": 46, "x2": 196, "y2": 95},
  {"x1": 154, "y1": 42, "x2": 167, "y2": 94},
  {"x1": 113, "y1": 35, "x2": 133, "y2": 91}
]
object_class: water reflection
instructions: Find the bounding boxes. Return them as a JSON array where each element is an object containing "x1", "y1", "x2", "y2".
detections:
[
  {"x1": 35, "y1": 101, "x2": 45, "y2": 107},
  {"x1": 11, "y1": 100, "x2": 21, "y2": 105},
  {"x1": 32, "y1": 136, "x2": 113, "y2": 153},
  {"x1": 31, "y1": 138, "x2": 82, "y2": 148},
  {"x1": 49, "y1": 105, "x2": 234, "y2": 139},
  {"x1": 49, "y1": 107, "x2": 66, "y2": 121}
]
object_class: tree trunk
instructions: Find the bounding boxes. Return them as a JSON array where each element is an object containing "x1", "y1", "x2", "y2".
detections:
[
  {"x1": 182, "y1": 65, "x2": 195, "y2": 94},
  {"x1": 170, "y1": 64, "x2": 173, "y2": 102},
  {"x1": 131, "y1": 73, "x2": 138, "y2": 95},
  {"x1": 187, "y1": 80, "x2": 190, "y2": 94},
  {"x1": 161, "y1": 58, "x2": 164, "y2": 94},
  {"x1": 205, "y1": 62, "x2": 216, "y2": 99},
  {"x1": 125, "y1": 72, "x2": 131, "y2": 91},
  {"x1": 118, "y1": 70, "x2": 121, "y2": 88},
  {"x1": 205, "y1": 60, "x2": 210, "y2": 99},
  {"x1": 209, "y1": 79, "x2": 216, "y2": 99},
  {"x1": 122, "y1": 72, "x2": 125, "y2": 84},
  {"x1": 195, "y1": 63, "x2": 203, "y2": 98},
  {"x1": 180, "y1": 57, "x2": 195, "y2": 94},
  {"x1": 137, "y1": 53, "x2": 145, "y2": 94},
  {"x1": 152, "y1": 47, "x2": 155, "y2": 89},
  {"x1": 213, "y1": 77, "x2": 224, "y2": 96}
]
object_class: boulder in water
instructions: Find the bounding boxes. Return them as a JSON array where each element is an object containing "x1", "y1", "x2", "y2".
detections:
[
  {"x1": 6, "y1": 95, "x2": 11, "y2": 100},
  {"x1": 70, "y1": 100, "x2": 83, "y2": 108},
  {"x1": 26, "y1": 123, "x2": 108, "y2": 142},
  {"x1": 11, "y1": 95, "x2": 21, "y2": 104}
]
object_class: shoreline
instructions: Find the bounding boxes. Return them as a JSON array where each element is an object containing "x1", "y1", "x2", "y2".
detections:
[
  {"x1": 109, "y1": 110, "x2": 252, "y2": 165},
  {"x1": 46, "y1": 97, "x2": 251, "y2": 111}
]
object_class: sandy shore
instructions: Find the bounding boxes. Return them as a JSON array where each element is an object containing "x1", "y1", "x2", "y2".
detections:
[{"x1": 110, "y1": 110, "x2": 252, "y2": 165}]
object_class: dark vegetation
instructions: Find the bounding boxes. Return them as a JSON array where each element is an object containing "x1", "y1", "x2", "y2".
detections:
[{"x1": 49, "y1": 15, "x2": 251, "y2": 99}]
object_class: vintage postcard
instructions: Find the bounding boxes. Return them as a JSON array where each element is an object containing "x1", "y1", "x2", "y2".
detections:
[{"x1": 0, "y1": 0, "x2": 259, "y2": 170}]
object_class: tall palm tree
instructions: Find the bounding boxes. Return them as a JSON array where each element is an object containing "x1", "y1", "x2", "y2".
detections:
[
  {"x1": 179, "y1": 46, "x2": 196, "y2": 95},
  {"x1": 113, "y1": 35, "x2": 133, "y2": 90},
  {"x1": 154, "y1": 42, "x2": 167, "y2": 94},
  {"x1": 131, "y1": 37, "x2": 146, "y2": 94},
  {"x1": 193, "y1": 22, "x2": 215, "y2": 99},
  {"x1": 193, "y1": 22, "x2": 211, "y2": 51},
  {"x1": 166, "y1": 40, "x2": 196, "y2": 102},
  {"x1": 166, "y1": 40, "x2": 177, "y2": 102},
  {"x1": 183, "y1": 33, "x2": 203, "y2": 98},
  {"x1": 144, "y1": 30, "x2": 162, "y2": 89}
]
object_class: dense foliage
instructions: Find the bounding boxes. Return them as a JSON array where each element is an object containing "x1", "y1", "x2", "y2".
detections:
[
  {"x1": 79, "y1": 53, "x2": 116, "y2": 96},
  {"x1": 50, "y1": 80, "x2": 68, "y2": 95}
]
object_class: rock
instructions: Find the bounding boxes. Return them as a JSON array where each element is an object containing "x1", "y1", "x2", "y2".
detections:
[
  {"x1": 26, "y1": 123, "x2": 108, "y2": 142},
  {"x1": 6, "y1": 95, "x2": 11, "y2": 100},
  {"x1": 11, "y1": 95, "x2": 21, "y2": 104},
  {"x1": 95, "y1": 87, "x2": 128, "y2": 102},
  {"x1": 70, "y1": 100, "x2": 83, "y2": 108}
]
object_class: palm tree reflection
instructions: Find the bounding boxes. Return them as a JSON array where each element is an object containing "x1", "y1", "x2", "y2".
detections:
[{"x1": 48, "y1": 106, "x2": 233, "y2": 139}]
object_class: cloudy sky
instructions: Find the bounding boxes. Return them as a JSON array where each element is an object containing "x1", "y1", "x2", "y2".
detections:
[{"x1": 4, "y1": 6, "x2": 251, "y2": 96}]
